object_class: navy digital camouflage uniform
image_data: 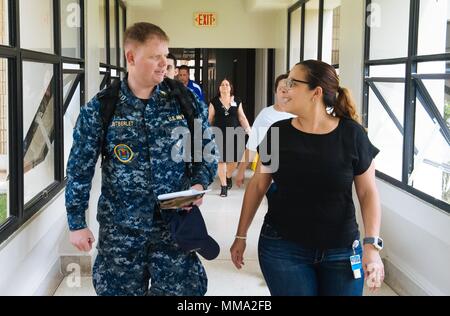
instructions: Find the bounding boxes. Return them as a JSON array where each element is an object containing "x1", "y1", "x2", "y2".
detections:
[{"x1": 65, "y1": 77, "x2": 218, "y2": 296}]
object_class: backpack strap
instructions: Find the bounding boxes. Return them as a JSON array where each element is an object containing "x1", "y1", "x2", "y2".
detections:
[
  {"x1": 163, "y1": 78, "x2": 200, "y2": 177},
  {"x1": 163, "y1": 77, "x2": 198, "y2": 132},
  {"x1": 98, "y1": 78, "x2": 121, "y2": 167},
  {"x1": 97, "y1": 78, "x2": 200, "y2": 175}
]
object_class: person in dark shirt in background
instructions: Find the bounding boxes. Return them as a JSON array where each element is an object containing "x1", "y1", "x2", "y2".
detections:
[
  {"x1": 165, "y1": 52, "x2": 178, "y2": 80},
  {"x1": 230, "y1": 60, "x2": 384, "y2": 296}
]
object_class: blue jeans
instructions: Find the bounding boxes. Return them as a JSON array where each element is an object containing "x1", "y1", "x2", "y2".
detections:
[
  {"x1": 258, "y1": 222, "x2": 364, "y2": 296},
  {"x1": 265, "y1": 182, "x2": 277, "y2": 199}
]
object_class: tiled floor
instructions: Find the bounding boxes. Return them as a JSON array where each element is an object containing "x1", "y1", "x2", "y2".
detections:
[{"x1": 54, "y1": 173, "x2": 397, "y2": 296}]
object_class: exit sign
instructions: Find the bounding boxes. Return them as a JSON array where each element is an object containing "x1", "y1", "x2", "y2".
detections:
[{"x1": 194, "y1": 12, "x2": 217, "y2": 27}]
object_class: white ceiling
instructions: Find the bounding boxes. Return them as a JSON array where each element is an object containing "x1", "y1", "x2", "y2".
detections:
[{"x1": 124, "y1": 0, "x2": 297, "y2": 11}]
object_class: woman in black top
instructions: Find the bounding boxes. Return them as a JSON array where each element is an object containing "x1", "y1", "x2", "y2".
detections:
[
  {"x1": 208, "y1": 78, "x2": 251, "y2": 197},
  {"x1": 230, "y1": 60, "x2": 384, "y2": 296}
]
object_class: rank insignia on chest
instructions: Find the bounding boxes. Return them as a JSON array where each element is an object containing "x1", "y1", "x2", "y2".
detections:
[{"x1": 114, "y1": 144, "x2": 134, "y2": 163}]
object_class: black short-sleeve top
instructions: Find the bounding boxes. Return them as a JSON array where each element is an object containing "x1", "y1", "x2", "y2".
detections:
[
  {"x1": 210, "y1": 96, "x2": 242, "y2": 130},
  {"x1": 259, "y1": 117, "x2": 380, "y2": 249}
]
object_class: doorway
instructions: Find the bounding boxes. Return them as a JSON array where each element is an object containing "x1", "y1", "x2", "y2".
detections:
[{"x1": 171, "y1": 48, "x2": 264, "y2": 124}]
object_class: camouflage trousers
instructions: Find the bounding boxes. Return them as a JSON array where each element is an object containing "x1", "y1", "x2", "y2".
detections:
[{"x1": 92, "y1": 212, "x2": 208, "y2": 296}]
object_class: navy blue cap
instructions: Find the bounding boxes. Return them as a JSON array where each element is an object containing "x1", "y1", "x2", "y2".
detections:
[{"x1": 169, "y1": 206, "x2": 220, "y2": 260}]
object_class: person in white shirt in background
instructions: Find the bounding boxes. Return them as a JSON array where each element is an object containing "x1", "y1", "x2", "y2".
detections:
[{"x1": 235, "y1": 73, "x2": 296, "y2": 188}]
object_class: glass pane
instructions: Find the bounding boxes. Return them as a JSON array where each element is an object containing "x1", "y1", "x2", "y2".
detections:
[
  {"x1": 119, "y1": 6, "x2": 125, "y2": 68},
  {"x1": 304, "y1": 0, "x2": 319, "y2": 60},
  {"x1": 370, "y1": 64, "x2": 405, "y2": 78},
  {"x1": 109, "y1": 0, "x2": 117, "y2": 65},
  {"x1": 22, "y1": 62, "x2": 55, "y2": 204},
  {"x1": 20, "y1": 0, "x2": 54, "y2": 54},
  {"x1": 412, "y1": 80, "x2": 450, "y2": 204},
  {"x1": 368, "y1": 82, "x2": 405, "y2": 180},
  {"x1": 322, "y1": 1, "x2": 341, "y2": 65},
  {"x1": 417, "y1": 61, "x2": 449, "y2": 74},
  {"x1": 63, "y1": 63, "x2": 81, "y2": 70},
  {"x1": 63, "y1": 74, "x2": 80, "y2": 176},
  {"x1": 418, "y1": 0, "x2": 450, "y2": 56},
  {"x1": 0, "y1": 58, "x2": 8, "y2": 225},
  {"x1": 373, "y1": 82, "x2": 405, "y2": 122},
  {"x1": 99, "y1": 0, "x2": 107, "y2": 64},
  {"x1": 289, "y1": 7, "x2": 301, "y2": 70},
  {"x1": 61, "y1": 0, "x2": 81, "y2": 58},
  {"x1": 0, "y1": 0, "x2": 9, "y2": 46},
  {"x1": 369, "y1": 0, "x2": 410, "y2": 60}
]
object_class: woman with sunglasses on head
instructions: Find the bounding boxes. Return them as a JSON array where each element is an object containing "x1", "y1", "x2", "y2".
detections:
[{"x1": 230, "y1": 60, "x2": 384, "y2": 296}]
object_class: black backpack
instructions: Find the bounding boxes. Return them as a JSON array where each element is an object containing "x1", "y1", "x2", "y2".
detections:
[{"x1": 97, "y1": 77, "x2": 199, "y2": 171}]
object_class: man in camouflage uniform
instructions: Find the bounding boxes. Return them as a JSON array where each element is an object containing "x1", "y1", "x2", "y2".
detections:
[{"x1": 65, "y1": 22, "x2": 218, "y2": 296}]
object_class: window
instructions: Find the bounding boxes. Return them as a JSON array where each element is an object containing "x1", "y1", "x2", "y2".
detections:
[
  {"x1": 19, "y1": 0, "x2": 54, "y2": 54},
  {"x1": 288, "y1": 4, "x2": 302, "y2": 69},
  {"x1": 100, "y1": 0, "x2": 126, "y2": 90},
  {"x1": 119, "y1": 4, "x2": 125, "y2": 68},
  {"x1": 412, "y1": 62, "x2": 450, "y2": 204},
  {"x1": 287, "y1": 0, "x2": 341, "y2": 71},
  {"x1": 61, "y1": 0, "x2": 82, "y2": 59},
  {"x1": 304, "y1": 0, "x2": 320, "y2": 60},
  {"x1": 324, "y1": 1, "x2": 341, "y2": 66},
  {"x1": 109, "y1": 0, "x2": 117, "y2": 66},
  {"x1": 364, "y1": 0, "x2": 450, "y2": 212},
  {"x1": 418, "y1": 0, "x2": 450, "y2": 56},
  {"x1": 22, "y1": 62, "x2": 55, "y2": 204},
  {"x1": 99, "y1": 0, "x2": 107, "y2": 64},
  {"x1": 62, "y1": 64, "x2": 83, "y2": 177},
  {"x1": 367, "y1": 64, "x2": 405, "y2": 181},
  {"x1": 0, "y1": 58, "x2": 8, "y2": 226},
  {"x1": 368, "y1": 0, "x2": 410, "y2": 60},
  {"x1": 0, "y1": 0, "x2": 86, "y2": 244},
  {"x1": 0, "y1": 0, "x2": 8, "y2": 46}
]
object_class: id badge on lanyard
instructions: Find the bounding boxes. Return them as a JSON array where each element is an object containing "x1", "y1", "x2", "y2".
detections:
[{"x1": 350, "y1": 240, "x2": 362, "y2": 279}]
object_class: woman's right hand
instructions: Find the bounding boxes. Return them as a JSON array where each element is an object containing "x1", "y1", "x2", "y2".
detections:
[{"x1": 230, "y1": 238, "x2": 247, "y2": 269}]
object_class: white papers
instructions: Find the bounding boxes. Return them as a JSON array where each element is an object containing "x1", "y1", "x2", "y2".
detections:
[{"x1": 157, "y1": 189, "x2": 211, "y2": 201}]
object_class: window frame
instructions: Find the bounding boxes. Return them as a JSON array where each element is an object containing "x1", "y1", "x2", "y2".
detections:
[
  {"x1": 0, "y1": 0, "x2": 86, "y2": 245},
  {"x1": 287, "y1": 0, "x2": 340, "y2": 71},
  {"x1": 100, "y1": 0, "x2": 126, "y2": 90},
  {"x1": 363, "y1": 0, "x2": 450, "y2": 213}
]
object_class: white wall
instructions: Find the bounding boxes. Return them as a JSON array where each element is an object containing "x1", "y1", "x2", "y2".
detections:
[
  {"x1": 127, "y1": 0, "x2": 286, "y2": 49},
  {"x1": 128, "y1": 0, "x2": 288, "y2": 112},
  {"x1": 339, "y1": 0, "x2": 450, "y2": 296},
  {"x1": 0, "y1": 193, "x2": 66, "y2": 295},
  {"x1": 377, "y1": 179, "x2": 450, "y2": 295}
]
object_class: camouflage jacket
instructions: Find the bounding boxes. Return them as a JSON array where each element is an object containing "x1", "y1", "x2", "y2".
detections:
[{"x1": 65, "y1": 78, "x2": 218, "y2": 231}]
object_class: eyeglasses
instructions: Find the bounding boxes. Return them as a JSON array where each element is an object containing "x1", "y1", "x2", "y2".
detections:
[{"x1": 286, "y1": 77, "x2": 310, "y2": 89}]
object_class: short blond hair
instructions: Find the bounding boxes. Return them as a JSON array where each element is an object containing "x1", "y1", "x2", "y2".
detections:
[{"x1": 123, "y1": 22, "x2": 169, "y2": 47}]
